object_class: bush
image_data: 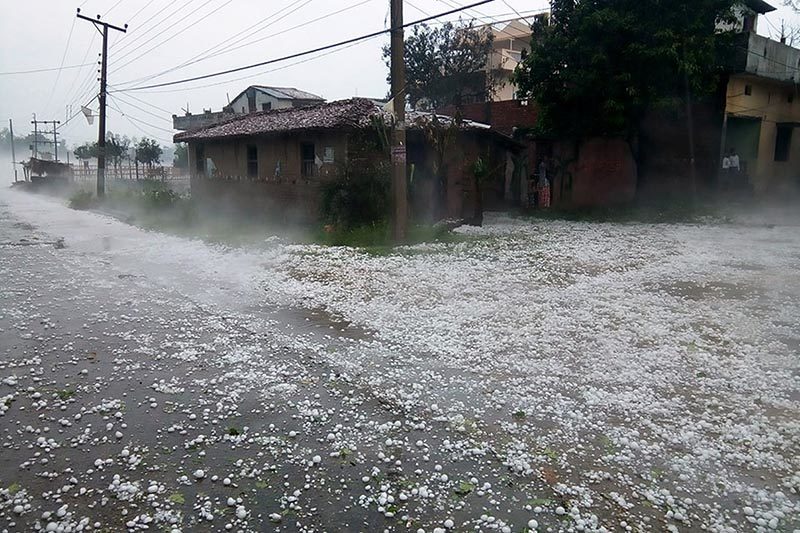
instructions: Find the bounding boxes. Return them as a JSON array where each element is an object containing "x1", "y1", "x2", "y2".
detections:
[
  {"x1": 140, "y1": 180, "x2": 181, "y2": 209},
  {"x1": 320, "y1": 159, "x2": 390, "y2": 230},
  {"x1": 68, "y1": 190, "x2": 94, "y2": 210}
]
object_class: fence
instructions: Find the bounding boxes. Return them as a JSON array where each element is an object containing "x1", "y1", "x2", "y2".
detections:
[{"x1": 72, "y1": 165, "x2": 191, "y2": 194}]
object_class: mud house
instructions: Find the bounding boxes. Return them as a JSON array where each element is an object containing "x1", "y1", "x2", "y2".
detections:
[{"x1": 174, "y1": 98, "x2": 521, "y2": 224}]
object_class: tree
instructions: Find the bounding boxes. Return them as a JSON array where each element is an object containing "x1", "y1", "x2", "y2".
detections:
[
  {"x1": 384, "y1": 21, "x2": 497, "y2": 110},
  {"x1": 512, "y1": 0, "x2": 737, "y2": 140},
  {"x1": 173, "y1": 144, "x2": 188, "y2": 169},
  {"x1": 74, "y1": 142, "x2": 99, "y2": 161},
  {"x1": 105, "y1": 132, "x2": 131, "y2": 170},
  {"x1": 135, "y1": 138, "x2": 163, "y2": 168}
]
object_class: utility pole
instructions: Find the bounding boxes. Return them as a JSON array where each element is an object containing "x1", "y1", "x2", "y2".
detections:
[
  {"x1": 9, "y1": 119, "x2": 18, "y2": 182},
  {"x1": 31, "y1": 119, "x2": 61, "y2": 161},
  {"x1": 51, "y1": 121, "x2": 60, "y2": 162},
  {"x1": 390, "y1": 0, "x2": 408, "y2": 242},
  {"x1": 32, "y1": 114, "x2": 39, "y2": 158},
  {"x1": 77, "y1": 8, "x2": 127, "y2": 197}
]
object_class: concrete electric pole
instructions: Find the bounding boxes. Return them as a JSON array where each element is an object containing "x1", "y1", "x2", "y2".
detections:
[
  {"x1": 77, "y1": 9, "x2": 127, "y2": 197},
  {"x1": 9, "y1": 119, "x2": 17, "y2": 182},
  {"x1": 390, "y1": 0, "x2": 408, "y2": 242}
]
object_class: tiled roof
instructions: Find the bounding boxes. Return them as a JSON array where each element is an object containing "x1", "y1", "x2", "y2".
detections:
[
  {"x1": 175, "y1": 98, "x2": 384, "y2": 142},
  {"x1": 174, "y1": 98, "x2": 518, "y2": 147}
]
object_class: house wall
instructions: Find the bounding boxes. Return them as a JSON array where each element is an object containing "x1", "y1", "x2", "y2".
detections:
[
  {"x1": 229, "y1": 91, "x2": 294, "y2": 114},
  {"x1": 186, "y1": 132, "x2": 347, "y2": 221},
  {"x1": 725, "y1": 74, "x2": 800, "y2": 192},
  {"x1": 554, "y1": 138, "x2": 638, "y2": 208}
]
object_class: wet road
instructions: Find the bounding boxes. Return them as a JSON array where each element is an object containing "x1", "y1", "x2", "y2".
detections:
[{"x1": 1, "y1": 188, "x2": 798, "y2": 533}]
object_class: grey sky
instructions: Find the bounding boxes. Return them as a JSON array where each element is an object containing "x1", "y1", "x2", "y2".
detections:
[{"x1": 1, "y1": 0, "x2": 797, "y2": 149}]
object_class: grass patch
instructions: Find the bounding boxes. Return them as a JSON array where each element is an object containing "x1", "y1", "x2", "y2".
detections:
[
  {"x1": 168, "y1": 492, "x2": 186, "y2": 505},
  {"x1": 454, "y1": 481, "x2": 476, "y2": 496},
  {"x1": 313, "y1": 221, "x2": 469, "y2": 251},
  {"x1": 56, "y1": 388, "x2": 76, "y2": 401},
  {"x1": 7, "y1": 482, "x2": 21, "y2": 496}
]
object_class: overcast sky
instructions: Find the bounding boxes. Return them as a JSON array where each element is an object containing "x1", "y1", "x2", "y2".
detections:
[{"x1": 1, "y1": 0, "x2": 798, "y2": 150}]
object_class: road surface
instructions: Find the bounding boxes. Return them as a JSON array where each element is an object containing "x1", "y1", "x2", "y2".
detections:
[{"x1": 0, "y1": 187, "x2": 798, "y2": 532}]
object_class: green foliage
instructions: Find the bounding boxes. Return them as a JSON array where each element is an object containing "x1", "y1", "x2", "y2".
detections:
[
  {"x1": 513, "y1": 0, "x2": 738, "y2": 139},
  {"x1": 73, "y1": 143, "x2": 98, "y2": 161},
  {"x1": 106, "y1": 132, "x2": 131, "y2": 169},
  {"x1": 321, "y1": 134, "x2": 391, "y2": 230},
  {"x1": 167, "y1": 492, "x2": 186, "y2": 505},
  {"x1": 135, "y1": 138, "x2": 163, "y2": 167},
  {"x1": 69, "y1": 190, "x2": 95, "y2": 210},
  {"x1": 384, "y1": 21, "x2": 496, "y2": 110},
  {"x1": 173, "y1": 143, "x2": 188, "y2": 168}
]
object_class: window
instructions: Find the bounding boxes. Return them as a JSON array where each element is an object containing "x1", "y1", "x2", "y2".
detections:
[
  {"x1": 262, "y1": 102, "x2": 272, "y2": 111},
  {"x1": 774, "y1": 125, "x2": 792, "y2": 162},
  {"x1": 744, "y1": 85, "x2": 753, "y2": 96},
  {"x1": 301, "y1": 143, "x2": 315, "y2": 178},
  {"x1": 195, "y1": 144, "x2": 205, "y2": 174},
  {"x1": 323, "y1": 147, "x2": 335, "y2": 163},
  {"x1": 246, "y1": 145, "x2": 258, "y2": 178}
]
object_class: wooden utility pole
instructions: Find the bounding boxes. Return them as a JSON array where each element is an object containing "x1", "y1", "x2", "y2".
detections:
[
  {"x1": 390, "y1": 0, "x2": 408, "y2": 242},
  {"x1": 9, "y1": 119, "x2": 17, "y2": 182},
  {"x1": 77, "y1": 8, "x2": 127, "y2": 197}
]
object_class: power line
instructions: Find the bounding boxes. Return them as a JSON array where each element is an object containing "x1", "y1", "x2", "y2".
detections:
[
  {"x1": 107, "y1": 97, "x2": 176, "y2": 143},
  {"x1": 103, "y1": 0, "x2": 124, "y2": 16},
  {"x1": 500, "y1": 0, "x2": 524, "y2": 19},
  {"x1": 110, "y1": 92, "x2": 174, "y2": 124},
  {"x1": 57, "y1": 94, "x2": 99, "y2": 131},
  {"x1": 117, "y1": 0, "x2": 497, "y2": 92},
  {"x1": 110, "y1": 0, "x2": 218, "y2": 65},
  {"x1": 121, "y1": 33, "x2": 384, "y2": 94},
  {"x1": 0, "y1": 62, "x2": 94, "y2": 76},
  {"x1": 171, "y1": 0, "x2": 373, "y2": 71},
  {"x1": 114, "y1": 0, "x2": 314, "y2": 88},
  {"x1": 117, "y1": 0, "x2": 375, "y2": 87},
  {"x1": 60, "y1": 32, "x2": 99, "y2": 106},
  {"x1": 108, "y1": 87, "x2": 174, "y2": 114},
  {"x1": 44, "y1": 17, "x2": 78, "y2": 116},
  {"x1": 110, "y1": 0, "x2": 192, "y2": 55},
  {"x1": 109, "y1": 0, "x2": 237, "y2": 75}
]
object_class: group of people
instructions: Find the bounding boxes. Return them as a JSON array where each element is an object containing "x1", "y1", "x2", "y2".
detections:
[{"x1": 722, "y1": 149, "x2": 741, "y2": 175}]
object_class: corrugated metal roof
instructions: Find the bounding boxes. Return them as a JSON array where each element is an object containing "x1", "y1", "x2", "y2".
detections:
[
  {"x1": 252, "y1": 86, "x2": 324, "y2": 101},
  {"x1": 743, "y1": 0, "x2": 776, "y2": 13}
]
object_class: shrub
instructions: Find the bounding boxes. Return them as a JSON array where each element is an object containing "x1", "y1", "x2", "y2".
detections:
[
  {"x1": 68, "y1": 190, "x2": 94, "y2": 210},
  {"x1": 320, "y1": 159, "x2": 390, "y2": 230}
]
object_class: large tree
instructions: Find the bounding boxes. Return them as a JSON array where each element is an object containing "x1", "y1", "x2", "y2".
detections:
[
  {"x1": 73, "y1": 142, "x2": 98, "y2": 161},
  {"x1": 106, "y1": 132, "x2": 131, "y2": 170},
  {"x1": 135, "y1": 138, "x2": 163, "y2": 168},
  {"x1": 384, "y1": 21, "x2": 497, "y2": 110},
  {"x1": 513, "y1": 0, "x2": 738, "y2": 140}
]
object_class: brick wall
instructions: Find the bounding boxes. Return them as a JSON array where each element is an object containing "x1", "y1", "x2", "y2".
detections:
[
  {"x1": 554, "y1": 138, "x2": 638, "y2": 208},
  {"x1": 438, "y1": 100, "x2": 539, "y2": 136}
]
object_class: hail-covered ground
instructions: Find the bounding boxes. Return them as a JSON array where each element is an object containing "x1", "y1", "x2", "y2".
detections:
[{"x1": 0, "y1": 188, "x2": 797, "y2": 533}]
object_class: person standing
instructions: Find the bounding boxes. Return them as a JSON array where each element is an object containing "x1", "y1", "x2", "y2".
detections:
[
  {"x1": 537, "y1": 158, "x2": 551, "y2": 208},
  {"x1": 721, "y1": 151, "x2": 732, "y2": 187}
]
